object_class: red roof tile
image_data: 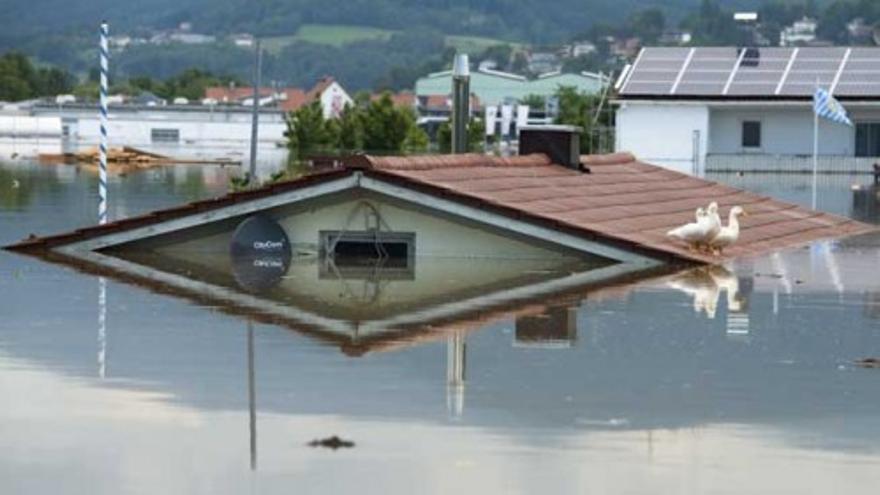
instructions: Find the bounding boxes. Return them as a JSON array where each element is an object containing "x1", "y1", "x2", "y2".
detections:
[
  {"x1": 360, "y1": 152, "x2": 875, "y2": 264},
  {"x1": 5, "y1": 153, "x2": 875, "y2": 265}
]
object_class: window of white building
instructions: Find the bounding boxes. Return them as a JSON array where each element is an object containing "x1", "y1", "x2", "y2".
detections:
[
  {"x1": 151, "y1": 128, "x2": 180, "y2": 143},
  {"x1": 741, "y1": 121, "x2": 761, "y2": 149},
  {"x1": 856, "y1": 123, "x2": 880, "y2": 157}
]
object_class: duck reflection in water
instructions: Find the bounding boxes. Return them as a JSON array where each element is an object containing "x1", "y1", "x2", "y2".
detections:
[{"x1": 666, "y1": 265, "x2": 747, "y2": 319}]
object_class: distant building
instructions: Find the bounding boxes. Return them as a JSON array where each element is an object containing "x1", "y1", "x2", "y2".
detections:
[
  {"x1": 566, "y1": 41, "x2": 597, "y2": 58},
  {"x1": 371, "y1": 91, "x2": 417, "y2": 110},
  {"x1": 527, "y1": 52, "x2": 562, "y2": 74},
  {"x1": 659, "y1": 31, "x2": 692, "y2": 46},
  {"x1": 609, "y1": 37, "x2": 642, "y2": 60},
  {"x1": 846, "y1": 18, "x2": 874, "y2": 45},
  {"x1": 131, "y1": 91, "x2": 166, "y2": 107},
  {"x1": 2, "y1": 100, "x2": 287, "y2": 154},
  {"x1": 415, "y1": 67, "x2": 606, "y2": 107},
  {"x1": 150, "y1": 31, "x2": 216, "y2": 45},
  {"x1": 109, "y1": 35, "x2": 132, "y2": 49},
  {"x1": 780, "y1": 17, "x2": 818, "y2": 47},
  {"x1": 230, "y1": 33, "x2": 255, "y2": 47},
  {"x1": 306, "y1": 77, "x2": 353, "y2": 119},
  {"x1": 205, "y1": 77, "x2": 352, "y2": 118},
  {"x1": 614, "y1": 46, "x2": 880, "y2": 174}
]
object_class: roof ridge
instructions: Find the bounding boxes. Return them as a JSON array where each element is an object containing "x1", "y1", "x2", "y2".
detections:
[{"x1": 363, "y1": 153, "x2": 553, "y2": 171}]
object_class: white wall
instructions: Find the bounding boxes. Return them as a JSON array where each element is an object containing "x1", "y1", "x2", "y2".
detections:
[
  {"x1": 320, "y1": 82, "x2": 353, "y2": 119},
  {"x1": 73, "y1": 117, "x2": 287, "y2": 148},
  {"x1": 159, "y1": 192, "x2": 573, "y2": 260},
  {"x1": 0, "y1": 115, "x2": 62, "y2": 137},
  {"x1": 615, "y1": 103, "x2": 709, "y2": 174},
  {"x1": 709, "y1": 106, "x2": 856, "y2": 156}
]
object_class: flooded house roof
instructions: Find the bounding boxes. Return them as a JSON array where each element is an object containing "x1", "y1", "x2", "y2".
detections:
[{"x1": 4, "y1": 153, "x2": 874, "y2": 264}]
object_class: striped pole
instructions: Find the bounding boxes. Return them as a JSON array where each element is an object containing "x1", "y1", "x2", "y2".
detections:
[{"x1": 99, "y1": 21, "x2": 109, "y2": 225}]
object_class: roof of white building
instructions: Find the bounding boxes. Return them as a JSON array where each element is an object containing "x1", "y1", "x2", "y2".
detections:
[{"x1": 618, "y1": 46, "x2": 880, "y2": 100}]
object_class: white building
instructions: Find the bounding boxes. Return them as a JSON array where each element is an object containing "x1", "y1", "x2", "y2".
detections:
[
  {"x1": 780, "y1": 17, "x2": 818, "y2": 47},
  {"x1": 0, "y1": 101, "x2": 288, "y2": 161},
  {"x1": 614, "y1": 46, "x2": 880, "y2": 174}
]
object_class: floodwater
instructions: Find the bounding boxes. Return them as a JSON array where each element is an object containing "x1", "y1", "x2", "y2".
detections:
[{"x1": 2, "y1": 158, "x2": 880, "y2": 494}]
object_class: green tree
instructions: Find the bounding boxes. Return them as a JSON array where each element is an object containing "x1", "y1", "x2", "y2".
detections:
[
  {"x1": 35, "y1": 67, "x2": 74, "y2": 96},
  {"x1": 554, "y1": 86, "x2": 613, "y2": 154},
  {"x1": 436, "y1": 117, "x2": 485, "y2": 153},
  {"x1": 160, "y1": 68, "x2": 240, "y2": 101},
  {"x1": 284, "y1": 101, "x2": 337, "y2": 158},
  {"x1": 402, "y1": 125, "x2": 430, "y2": 153},
  {"x1": 335, "y1": 103, "x2": 365, "y2": 152},
  {"x1": 520, "y1": 94, "x2": 546, "y2": 109},
  {"x1": 0, "y1": 52, "x2": 75, "y2": 101},
  {"x1": 628, "y1": 8, "x2": 665, "y2": 43},
  {"x1": 361, "y1": 93, "x2": 417, "y2": 153}
]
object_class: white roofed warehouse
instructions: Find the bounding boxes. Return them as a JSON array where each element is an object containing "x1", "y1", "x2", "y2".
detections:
[{"x1": 614, "y1": 46, "x2": 880, "y2": 174}]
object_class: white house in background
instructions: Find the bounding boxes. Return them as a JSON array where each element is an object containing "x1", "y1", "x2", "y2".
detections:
[
  {"x1": 307, "y1": 77, "x2": 353, "y2": 119},
  {"x1": 614, "y1": 46, "x2": 880, "y2": 174},
  {"x1": 780, "y1": 17, "x2": 818, "y2": 47}
]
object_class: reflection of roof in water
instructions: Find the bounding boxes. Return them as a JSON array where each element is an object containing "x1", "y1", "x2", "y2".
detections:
[
  {"x1": 32, "y1": 248, "x2": 673, "y2": 357},
  {"x1": 6, "y1": 153, "x2": 875, "y2": 264}
]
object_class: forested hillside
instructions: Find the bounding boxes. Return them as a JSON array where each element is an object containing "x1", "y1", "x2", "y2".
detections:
[{"x1": 1, "y1": 0, "x2": 766, "y2": 42}]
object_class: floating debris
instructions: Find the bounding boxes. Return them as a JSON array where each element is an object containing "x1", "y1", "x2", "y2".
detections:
[
  {"x1": 855, "y1": 358, "x2": 880, "y2": 369},
  {"x1": 11, "y1": 179, "x2": 19, "y2": 189},
  {"x1": 38, "y1": 146, "x2": 239, "y2": 171},
  {"x1": 307, "y1": 436, "x2": 355, "y2": 449}
]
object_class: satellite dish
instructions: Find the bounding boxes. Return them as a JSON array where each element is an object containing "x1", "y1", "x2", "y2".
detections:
[{"x1": 229, "y1": 215, "x2": 292, "y2": 293}]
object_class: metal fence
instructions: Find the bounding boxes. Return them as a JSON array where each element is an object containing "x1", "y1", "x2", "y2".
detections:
[{"x1": 706, "y1": 154, "x2": 880, "y2": 174}]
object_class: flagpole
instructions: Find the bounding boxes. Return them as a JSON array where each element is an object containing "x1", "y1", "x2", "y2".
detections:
[{"x1": 812, "y1": 78, "x2": 819, "y2": 210}]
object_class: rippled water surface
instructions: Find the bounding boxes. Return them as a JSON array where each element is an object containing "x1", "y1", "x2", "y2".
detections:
[{"x1": 2, "y1": 159, "x2": 880, "y2": 494}]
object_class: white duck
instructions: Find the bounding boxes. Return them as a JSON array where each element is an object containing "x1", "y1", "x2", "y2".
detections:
[
  {"x1": 708, "y1": 206, "x2": 748, "y2": 256},
  {"x1": 666, "y1": 202, "x2": 721, "y2": 252}
]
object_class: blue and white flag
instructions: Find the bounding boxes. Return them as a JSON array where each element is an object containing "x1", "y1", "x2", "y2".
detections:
[{"x1": 813, "y1": 88, "x2": 852, "y2": 126}]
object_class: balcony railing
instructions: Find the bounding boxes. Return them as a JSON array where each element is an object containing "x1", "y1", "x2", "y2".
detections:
[{"x1": 706, "y1": 154, "x2": 880, "y2": 174}]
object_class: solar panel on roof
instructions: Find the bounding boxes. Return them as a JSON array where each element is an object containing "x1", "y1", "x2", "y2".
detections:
[
  {"x1": 620, "y1": 47, "x2": 690, "y2": 94},
  {"x1": 620, "y1": 46, "x2": 880, "y2": 98}
]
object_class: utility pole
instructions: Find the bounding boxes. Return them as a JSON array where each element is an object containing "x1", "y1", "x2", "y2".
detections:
[{"x1": 248, "y1": 39, "x2": 262, "y2": 182}]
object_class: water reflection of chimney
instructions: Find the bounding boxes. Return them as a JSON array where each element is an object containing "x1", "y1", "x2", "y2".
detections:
[
  {"x1": 447, "y1": 331, "x2": 466, "y2": 419},
  {"x1": 514, "y1": 306, "x2": 578, "y2": 349},
  {"x1": 247, "y1": 320, "x2": 257, "y2": 471}
]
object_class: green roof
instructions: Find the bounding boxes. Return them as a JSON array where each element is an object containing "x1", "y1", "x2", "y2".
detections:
[{"x1": 415, "y1": 70, "x2": 607, "y2": 106}]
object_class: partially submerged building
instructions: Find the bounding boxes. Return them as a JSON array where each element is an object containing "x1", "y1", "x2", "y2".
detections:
[
  {"x1": 4, "y1": 130, "x2": 874, "y2": 412},
  {"x1": 615, "y1": 46, "x2": 880, "y2": 174},
  {"x1": 8, "y1": 127, "x2": 871, "y2": 271}
]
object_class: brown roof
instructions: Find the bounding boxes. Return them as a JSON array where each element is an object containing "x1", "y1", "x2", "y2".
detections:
[
  {"x1": 4, "y1": 153, "x2": 875, "y2": 264},
  {"x1": 204, "y1": 86, "x2": 274, "y2": 102},
  {"x1": 418, "y1": 93, "x2": 482, "y2": 111},
  {"x1": 371, "y1": 91, "x2": 416, "y2": 108},
  {"x1": 361, "y1": 152, "x2": 874, "y2": 263},
  {"x1": 204, "y1": 86, "x2": 312, "y2": 112},
  {"x1": 278, "y1": 89, "x2": 309, "y2": 112},
  {"x1": 306, "y1": 76, "x2": 336, "y2": 101}
]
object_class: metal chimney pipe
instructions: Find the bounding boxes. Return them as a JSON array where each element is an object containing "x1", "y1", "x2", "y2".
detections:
[{"x1": 451, "y1": 53, "x2": 470, "y2": 154}]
